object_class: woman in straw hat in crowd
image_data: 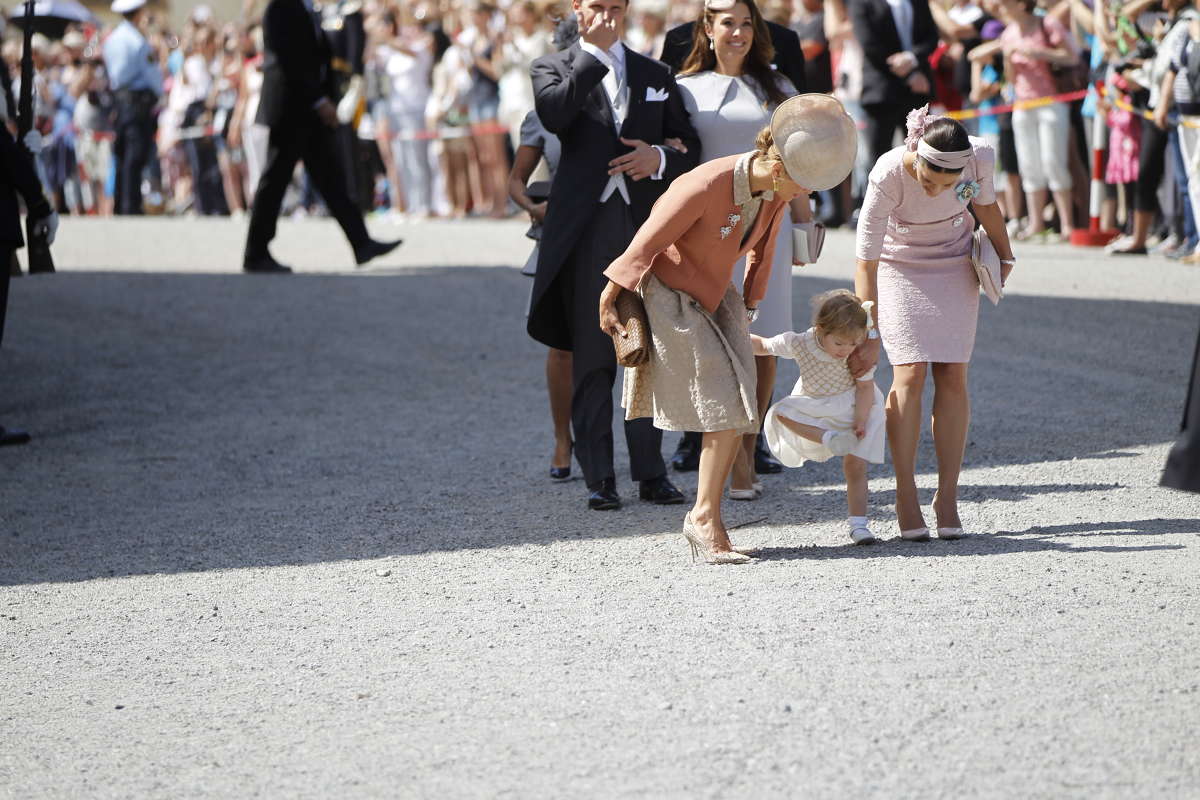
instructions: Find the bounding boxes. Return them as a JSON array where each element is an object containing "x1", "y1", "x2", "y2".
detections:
[
  {"x1": 850, "y1": 106, "x2": 1015, "y2": 542},
  {"x1": 599, "y1": 94, "x2": 857, "y2": 564}
]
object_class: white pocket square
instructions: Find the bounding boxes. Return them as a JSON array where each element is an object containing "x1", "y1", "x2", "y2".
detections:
[{"x1": 645, "y1": 87, "x2": 670, "y2": 102}]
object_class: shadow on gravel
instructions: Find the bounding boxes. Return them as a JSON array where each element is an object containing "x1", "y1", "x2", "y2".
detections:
[
  {"x1": 749, "y1": 518, "x2": 1192, "y2": 562},
  {"x1": 996, "y1": 518, "x2": 1200, "y2": 537},
  {"x1": 781, "y1": 482, "x2": 1127, "y2": 503},
  {"x1": 0, "y1": 269, "x2": 1195, "y2": 584}
]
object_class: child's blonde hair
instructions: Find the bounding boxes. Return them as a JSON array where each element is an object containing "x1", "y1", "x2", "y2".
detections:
[{"x1": 811, "y1": 289, "x2": 871, "y2": 340}]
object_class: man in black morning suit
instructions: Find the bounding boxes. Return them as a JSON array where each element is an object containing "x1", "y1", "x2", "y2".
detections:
[
  {"x1": 243, "y1": 0, "x2": 399, "y2": 273},
  {"x1": 658, "y1": 9, "x2": 808, "y2": 94},
  {"x1": 847, "y1": 0, "x2": 938, "y2": 166},
  {"x1": 529, "y1": 0, "x2": 700, "y2": 510}
]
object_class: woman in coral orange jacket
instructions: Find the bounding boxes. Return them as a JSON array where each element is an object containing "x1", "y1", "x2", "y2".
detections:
[{"x1": 599, "y1": 94, "x2": 858, "y2": 564}]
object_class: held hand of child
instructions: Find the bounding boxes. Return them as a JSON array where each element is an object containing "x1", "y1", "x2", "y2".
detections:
[
  {"x1": 853, "y1": 419, "x2": 867, "y2": 439},
  {"x1": 847, "y1": 338, "x2": 879, "y2": 378}
]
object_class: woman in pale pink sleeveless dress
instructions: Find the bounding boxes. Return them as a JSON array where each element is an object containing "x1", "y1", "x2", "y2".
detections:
[{"x1": 853, "y1": 107, "x2": 1016, "y2": 541}]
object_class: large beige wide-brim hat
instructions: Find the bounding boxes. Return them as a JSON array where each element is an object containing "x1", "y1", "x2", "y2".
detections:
[{"x1": 770, "y1": 93, "x2": 857, "y2": 191}]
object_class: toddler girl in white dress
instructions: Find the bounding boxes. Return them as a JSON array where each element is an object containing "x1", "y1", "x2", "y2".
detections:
[{"x1": 751, "y1": 290, "x2": 887, "y2": 545}]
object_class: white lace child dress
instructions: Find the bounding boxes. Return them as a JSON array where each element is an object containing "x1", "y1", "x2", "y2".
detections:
[{"x1": 761, "y1": 328, "x2": 887, "y2": 467}]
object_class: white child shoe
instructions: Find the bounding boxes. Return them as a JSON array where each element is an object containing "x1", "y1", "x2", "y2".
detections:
[
  {"x1": 849, "y1": 525, "x2": 877, "y2": 545},
  {"x1": 847, "y1": 516, "x2": 876, "y2": 545}
]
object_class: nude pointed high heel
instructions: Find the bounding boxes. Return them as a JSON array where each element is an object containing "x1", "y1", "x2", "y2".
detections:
[
  {"x1": 931, "y1": 491, "x2": 967, "y2": 539},
  {"x1": 899, "y1": 527, "x2": 931, "y2": 542},
  {"x1": 682, "y1": 514, "x2": 753, "y2": 565}
]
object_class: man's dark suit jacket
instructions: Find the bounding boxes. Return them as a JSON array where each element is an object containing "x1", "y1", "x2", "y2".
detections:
[
  {"x1": 848, "y1": 0, "x2": 938, "y2": 107},
  {"x1": 527, "y1": 44, "x2": 700, "y2": 351},
  {"x1": 256, "y1": 0, "x2": 335, "y2": 128},
  {"x1": 659, "y1": 20, "x2": 807, "y2": 94}
]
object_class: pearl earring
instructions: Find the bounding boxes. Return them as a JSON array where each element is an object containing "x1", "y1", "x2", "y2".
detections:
[{"x1": 708, "y1": 37, "x2": 714, "y2": 50}]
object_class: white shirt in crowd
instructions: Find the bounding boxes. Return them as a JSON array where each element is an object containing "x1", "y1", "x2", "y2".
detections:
[{"x1": 381, "y1": 40, "x2": 433, "y2": 121}]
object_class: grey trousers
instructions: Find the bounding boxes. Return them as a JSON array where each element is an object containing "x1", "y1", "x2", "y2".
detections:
[{"x1": 392, "y1": 112, "x2": 432, "y2": 215}]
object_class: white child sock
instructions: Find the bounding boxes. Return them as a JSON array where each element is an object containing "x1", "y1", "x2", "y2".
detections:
[{"x1": 847, "y1": 515, "x2": 868, "y2": 532}]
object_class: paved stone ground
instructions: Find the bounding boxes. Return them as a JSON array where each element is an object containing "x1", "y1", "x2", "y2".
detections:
[{"x1": 2, "y1": 217, "x2": 1198, "y2": 798}]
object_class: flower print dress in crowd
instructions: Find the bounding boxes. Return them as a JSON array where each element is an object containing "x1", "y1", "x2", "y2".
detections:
[{"x1": 856, "y1": 108, "x2": 998, "y2": 364}]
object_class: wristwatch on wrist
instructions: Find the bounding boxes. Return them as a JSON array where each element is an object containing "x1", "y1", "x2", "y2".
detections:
[
  {"x1": 746, "y1": 307, "x2": 759, "y2": 323},
  {"x1": 867, "y1": 329, "x2": 879, "y2": 340}
]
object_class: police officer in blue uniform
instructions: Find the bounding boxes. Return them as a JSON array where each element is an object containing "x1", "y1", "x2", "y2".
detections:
[{"x1": 103, "y1": 0, "x2": 162, "y2": 215}]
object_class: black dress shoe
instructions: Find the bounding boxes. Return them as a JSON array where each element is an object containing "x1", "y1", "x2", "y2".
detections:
[
  {"x1": 755, "y1": 433, "x2": 783, "y2": 474},
  {"x1": 0, "y1": 426, "x2": 31, "y2": 446},
  {"x1": 354, "y1": 238, "x2": 403, "y2": 266},
  {"x1": 243, "y1": 254, "x2": 292, "y2": 273},
  {"x1": 587, "y1": 478, "x2": 621, "y2": 510},
  {"x1": 639, "y1": 475, "x2": 685, "y2": 504},
  {"x1": 670, "y1": 431, "x2": 701, "y2": 472}
]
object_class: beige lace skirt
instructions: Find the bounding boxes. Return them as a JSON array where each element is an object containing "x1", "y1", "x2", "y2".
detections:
[{"x1": 622, "y1": 274, "x2": 759, "y2": 435}]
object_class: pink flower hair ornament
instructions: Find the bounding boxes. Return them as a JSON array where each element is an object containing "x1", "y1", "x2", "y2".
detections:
[
  {"x1": 904, "y1": 104, "x2": 935, "y2": 151},
  {"x1": 906, "y1": 103, "x2": 973, "y2": 171}
]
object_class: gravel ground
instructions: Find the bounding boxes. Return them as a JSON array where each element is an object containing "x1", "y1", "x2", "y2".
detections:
[{"x1": 2, "y1": 217, "x2": 1198, "y2": 799}]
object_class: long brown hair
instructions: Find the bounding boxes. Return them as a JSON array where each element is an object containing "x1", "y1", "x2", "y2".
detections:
[{"x1": 678, "y1": 0, "x2": 788, "y2": 108}]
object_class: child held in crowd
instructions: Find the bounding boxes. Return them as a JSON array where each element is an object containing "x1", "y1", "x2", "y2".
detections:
[{"x1": 751, "y1": 290, "x2": 886, "y2": 545}]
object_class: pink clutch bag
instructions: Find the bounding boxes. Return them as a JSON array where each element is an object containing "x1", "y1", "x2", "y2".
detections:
[{"x1": 971, "y1": 228, "x2": 1003, "y2": 306}]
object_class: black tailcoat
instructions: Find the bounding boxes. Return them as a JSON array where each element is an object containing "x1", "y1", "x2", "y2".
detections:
[
  {"x1": 256, "y1": 0, "x2": 335, "y2": 128},
  {"x1": 527, "y1": 44, "x2": 700, "y2": 350}
]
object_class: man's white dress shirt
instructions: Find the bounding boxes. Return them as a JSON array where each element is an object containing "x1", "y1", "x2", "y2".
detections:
[{"x1": 578, "y1": 40, "x2": 667, "y2": 204}]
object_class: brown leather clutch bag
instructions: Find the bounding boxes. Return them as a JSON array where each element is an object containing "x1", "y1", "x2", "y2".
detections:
[{"x1": 613, "y1": 288, "x2": 651, "y2": 368}]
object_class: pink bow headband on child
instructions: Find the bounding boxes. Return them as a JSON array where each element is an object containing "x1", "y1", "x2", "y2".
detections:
[{"x1": 905, "y1": 105, "x2": 971, "y2": 171}]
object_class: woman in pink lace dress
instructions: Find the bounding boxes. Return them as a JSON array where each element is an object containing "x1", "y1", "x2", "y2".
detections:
[{"x1": 852, "y1": 107, "x2": 1015, "y2": 541}]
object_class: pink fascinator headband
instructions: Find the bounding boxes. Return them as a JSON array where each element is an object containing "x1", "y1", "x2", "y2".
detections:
[{"x1": 905, "y1": 104, "x2": 971, "y2": 171}]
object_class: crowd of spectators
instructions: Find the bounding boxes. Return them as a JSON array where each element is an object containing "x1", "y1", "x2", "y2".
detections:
[{"x1": 7, "y1": 0, "x2": 1200, "y2": 258}]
